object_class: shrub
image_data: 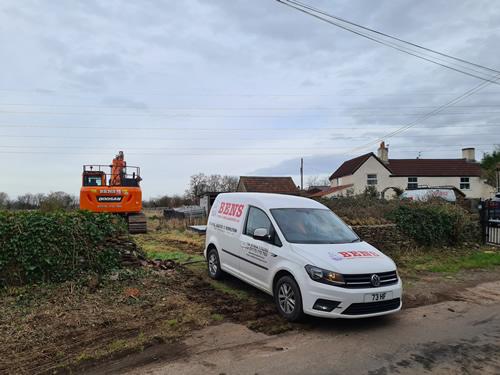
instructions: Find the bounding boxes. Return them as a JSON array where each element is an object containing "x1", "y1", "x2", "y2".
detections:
[
  {"x1": 385, "y1": 200, "x2": 480, "y2": 247},
  {"x1": 0, "y1": 210, "x2": 129, "y2": 286},
  {"x1": 317, "y1": 196, "x2": 480, "y2": 247},
  {"x1": 318, "y1": 196, "x2": 400, "y2": 223}
]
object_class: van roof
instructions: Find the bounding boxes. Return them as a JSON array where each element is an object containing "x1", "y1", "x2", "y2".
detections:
[{"x1": 217, "y1": 192, "x2": 326, "y2": 210}]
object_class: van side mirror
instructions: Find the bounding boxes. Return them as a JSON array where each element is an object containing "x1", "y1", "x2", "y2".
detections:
[{"x1": 253, "y1": 228, "x2": 271, "y2": 242}]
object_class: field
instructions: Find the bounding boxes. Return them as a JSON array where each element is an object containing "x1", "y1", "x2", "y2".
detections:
[{"x1": 1, "y1": 215, "x2": 499, "y2": 374}]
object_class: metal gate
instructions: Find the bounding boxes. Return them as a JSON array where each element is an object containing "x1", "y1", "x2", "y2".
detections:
[{"x1": 480, "y1": 199, "x2": 500, "y2": 245}]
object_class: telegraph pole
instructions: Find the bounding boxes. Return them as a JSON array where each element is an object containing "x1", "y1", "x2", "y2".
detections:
[{"x1": 300, "y1": 158, "x2": 303, "y2": 191}]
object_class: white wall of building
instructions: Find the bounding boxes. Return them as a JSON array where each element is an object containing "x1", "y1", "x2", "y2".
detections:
[{"x1": 327, "y1": 154, "x2": 495, "y2": 199}]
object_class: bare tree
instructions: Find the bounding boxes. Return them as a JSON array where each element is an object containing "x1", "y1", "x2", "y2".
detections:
[
  {"x1": 40, "y1": 191, "x2": 78, "y2": 212},
  {"x1": 188, "y1": 173, "x2": 207, "y2": 199},
  {"x1": 220, "y1": 175, "x2": 239, "y2": 192},
  {"x1": 306, "y1": 175, "x2": 330, "y2": 189},
  {"x1": 188, "y1": 173, "x2": 238, "y2": 198},
  {"x1": 16, "y1": 193, "x2": 38, "y2": 209},
  {"x1": 0, "y1": 192, "x2": 9, "y2": 209}
]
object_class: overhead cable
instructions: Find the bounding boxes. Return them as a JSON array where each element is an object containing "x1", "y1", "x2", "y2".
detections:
[{"x1": 277, "y1": 0, "x2": 500, "y2": 84}]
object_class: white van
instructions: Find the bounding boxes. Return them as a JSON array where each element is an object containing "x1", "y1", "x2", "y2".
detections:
[
  {"x1": 400, "y1": 188, "x2": 457, "y2": 202},
  {"x1": 204, "y1": 193, "x2": 402, "y2": 321}
]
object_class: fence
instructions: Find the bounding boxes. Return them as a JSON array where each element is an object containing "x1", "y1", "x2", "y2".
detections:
[{"x1": 479, "y1": 199, "x2": 500, "y2": 245}]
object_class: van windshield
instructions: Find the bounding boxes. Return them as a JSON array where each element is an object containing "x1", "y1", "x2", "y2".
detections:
[{"x1": 271, "y1": 208, "x2": 359, "y2": 244}]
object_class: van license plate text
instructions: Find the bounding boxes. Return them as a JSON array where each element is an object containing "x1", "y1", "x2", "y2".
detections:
[{"x1": 364, "y1": 291, "x2": 392, "y2": 302}]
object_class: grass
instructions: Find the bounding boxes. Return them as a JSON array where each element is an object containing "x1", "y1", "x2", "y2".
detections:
[
  {"x1": 211, "y1": 313, "x2": 224, "y2": 321},
  {"x1": 148, "y1": 251, "x2": 205, "y2": 263},
  {"x1": 425, "y1": 251, "x2": 500, "y2": 273},
  {"x1": 208, "y1": 280, "x2": 252, "y2": 299},
  {"x1": 394, "y1": 247, "x2": 500, "y2": 276}
]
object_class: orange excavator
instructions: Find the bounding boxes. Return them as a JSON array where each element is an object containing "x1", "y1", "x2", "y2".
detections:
[{"x1": 79, "y1": 151, "x2": 147, "y2": 234}]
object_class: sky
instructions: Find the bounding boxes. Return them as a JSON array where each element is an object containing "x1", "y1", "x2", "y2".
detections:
[{"x1": 1, "y1": 0, "x2": 500, "y2": 201}]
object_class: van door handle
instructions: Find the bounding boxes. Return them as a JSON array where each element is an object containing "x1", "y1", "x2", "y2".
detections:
[{"x1": 271, "y1": 253, "x2": 277, "y2": 257}]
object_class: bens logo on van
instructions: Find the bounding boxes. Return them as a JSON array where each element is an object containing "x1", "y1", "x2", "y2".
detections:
[
  {"x1": 329, "y1": 251, "x2": 381, "y2": 261},
  {"x1": 217, "y1": 202, "x2": 244, "y2": 217}
]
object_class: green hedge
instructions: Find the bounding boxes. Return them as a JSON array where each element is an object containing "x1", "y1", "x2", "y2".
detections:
[
  {"x1": 385, "y1": 204, "x2": 479, "y2": 247},
  {"x1": 0, "y1": 210, "x2": 128, "y2": 286}
]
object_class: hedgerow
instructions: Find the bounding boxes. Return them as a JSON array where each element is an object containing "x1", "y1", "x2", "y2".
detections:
[
  {"x1": 385, "y1": 202, "x2": 480, "y2": 246},
  {"x1": 0, "y1": 210, "x2": 129, "y2": 286},
  {"x1": 318, "y1": 196, "x2": 480, "y2": 247}
]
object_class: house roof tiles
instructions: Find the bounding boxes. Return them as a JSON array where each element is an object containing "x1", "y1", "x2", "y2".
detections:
[
  {"x1": 386, "y1": 159, "x2": 483, "y2": 177},
  {"x1": 308, "y1": 184, "x2": 354, "y2": 198},
  {"x1": 329, "y1": 153, "x2": 483, "y2": 179},
  {"x1": 329, "y1": 153, "x2": 372, "y2": 180},
  {"x1": 238, "y1": 176, "x2": 299, "y2": 195}
]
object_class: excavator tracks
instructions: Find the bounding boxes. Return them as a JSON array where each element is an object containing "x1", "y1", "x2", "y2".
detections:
[{"x1": 127, "y1": 213, "x2": 148, "y2": 234}]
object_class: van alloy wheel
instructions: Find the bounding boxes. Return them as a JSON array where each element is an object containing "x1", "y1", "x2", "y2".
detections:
[
  {"x1": 207, "y1": 248, "x2": 222, "y2": 280},
  {"x1": 278, "y1": 283, "x2": 295, "y2": 314},
  {"x1": 275, "y1": 276, "x2": 304, "y2": 322}
]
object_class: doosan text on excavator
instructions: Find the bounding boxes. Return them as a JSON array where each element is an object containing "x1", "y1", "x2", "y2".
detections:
[{"x1": 79, "y1": 151, "x2": 147, "y2": 234}]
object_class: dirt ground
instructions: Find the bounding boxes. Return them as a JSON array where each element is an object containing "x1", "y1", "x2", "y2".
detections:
[{"x1": 1, "y1": 239, "x2": 499, "y2": 375}]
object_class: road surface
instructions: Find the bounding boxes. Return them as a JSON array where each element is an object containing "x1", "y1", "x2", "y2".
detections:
[{"x1": 93, "y1": 281, "x2": 500, "y2": 375}]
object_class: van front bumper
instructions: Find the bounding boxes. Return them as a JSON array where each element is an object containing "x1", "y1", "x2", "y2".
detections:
[{"x1": 300, "y1": 275, "x2": 403, "y2": 319}]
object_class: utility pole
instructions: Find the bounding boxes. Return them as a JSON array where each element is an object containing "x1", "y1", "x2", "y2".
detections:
[{"x1": 300, "y1": 158, "x2": 303, "y2": 191}]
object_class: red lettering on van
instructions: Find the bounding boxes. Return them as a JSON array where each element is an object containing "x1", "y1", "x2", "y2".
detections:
[
  {"x1": 338, "y1": 251, "x2": 381, "y2": 259},
  {"x1": 229, "y1": 204, "x2": 238, "y2": 216},
  {"x1": 217, "y1": 202, "x2": 245, "y2": 218}
]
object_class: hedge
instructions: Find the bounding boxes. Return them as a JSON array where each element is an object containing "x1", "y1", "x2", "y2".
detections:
[{"x1": 0, "y1": 210, "x2": 128, "y2": 286}]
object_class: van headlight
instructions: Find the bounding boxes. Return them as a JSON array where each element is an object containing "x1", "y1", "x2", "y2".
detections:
[{"x1": 305, "y1": 265, "x2": 345, "y2": 286}]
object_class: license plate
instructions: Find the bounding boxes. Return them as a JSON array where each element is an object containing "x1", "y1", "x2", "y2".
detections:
[{"x1": 364, "y1": 291, "x2": 392, "y2": 302}]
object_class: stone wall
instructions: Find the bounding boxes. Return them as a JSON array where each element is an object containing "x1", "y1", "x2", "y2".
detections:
[{"x1": 352, "y1": 224, "x2": 418, "y2": 253}]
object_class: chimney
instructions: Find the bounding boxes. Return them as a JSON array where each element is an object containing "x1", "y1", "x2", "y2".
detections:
[
  {"x1": 462, "y1": 148, "x2": 475, "y2": 162},
  {"x1": 378, "y1": 141, "x2": 389, "y2": 163}
]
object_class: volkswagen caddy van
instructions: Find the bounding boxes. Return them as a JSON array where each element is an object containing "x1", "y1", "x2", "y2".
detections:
[{"x1": 204, "y1": 193, "x2": 402, "y2": 322}]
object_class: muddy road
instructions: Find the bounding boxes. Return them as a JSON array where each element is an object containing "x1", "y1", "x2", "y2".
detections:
[{"x1": 93, "y1": 281, "x2": 500, "y2": 375}]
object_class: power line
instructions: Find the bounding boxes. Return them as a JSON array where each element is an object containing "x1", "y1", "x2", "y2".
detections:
[
  {"x1": 1, "y1": 103, "x2": 500, "y2": 111},
  {"x1": 348, "y1": 73, "x2": 500, "y2": 154},
  {"x1": 277, "y1": 0, "x2": 500, "y2": 84},
  {"x1": 1, "y1": 124, "x2": 499, "y2": 131},
  {"x1": 0, "y1": 133, "x2": 496, "y2": 141},
  {"x1": 0, "y1": 144, "x2": 494, "y2": 151},
  {"x1": 1, "y1": 89, "x2": 500, "y2": 97},
  {"x1": 2, "y1": 110, "x2": 500, "y2": 118},
  {"x1": 0, "y1": 147, "x2": 495, "y2": 156}
]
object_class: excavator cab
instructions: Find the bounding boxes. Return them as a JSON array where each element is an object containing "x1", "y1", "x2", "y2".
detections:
[{"x1": 83, "y1": 170, "x2": 106, "y2": 187}]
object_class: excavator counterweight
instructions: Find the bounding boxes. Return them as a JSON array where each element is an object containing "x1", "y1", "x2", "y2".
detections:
[{"x1": 79, "y1": 151, "x2": 147, "y2": 234}]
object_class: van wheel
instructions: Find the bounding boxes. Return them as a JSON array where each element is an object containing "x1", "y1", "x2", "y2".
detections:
[
  {"x1": 274, "y1": 276, "x2": 304, "y2": 322},
  {"x1": 207, "y1": 248, "x2": 223, "y2": 280}
]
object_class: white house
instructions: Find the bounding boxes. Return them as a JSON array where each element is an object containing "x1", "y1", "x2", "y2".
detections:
[{"x1": 312, "y1": 143, "x2": 494, "y2": 199}]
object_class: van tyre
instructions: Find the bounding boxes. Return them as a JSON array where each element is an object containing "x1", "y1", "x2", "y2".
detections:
[
  {"x1": 207, "y1": 248, "x2": 223, "y2": 280},
  {"x1": 275, "y1": 276, "x2": 304, "y2": 322}
]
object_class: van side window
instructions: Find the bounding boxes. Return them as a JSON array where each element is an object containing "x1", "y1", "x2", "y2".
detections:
[{"x1": 245, "y1": 206, "x2": 281, "y2": 246}]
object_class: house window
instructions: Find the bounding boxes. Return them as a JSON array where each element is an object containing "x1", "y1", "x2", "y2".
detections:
[
  {"x1": 460, "y1": 177, "x2": 470, "y2": 190},
  {"x1": 407, "y1": 177, "x2": 418, "y2": 190},
  {"x1": 337, "y1": 177, "x2": 342, "y2": 186},
  {"x1": 367, "y1": 174, "x2": 378, "y2": 185}
]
